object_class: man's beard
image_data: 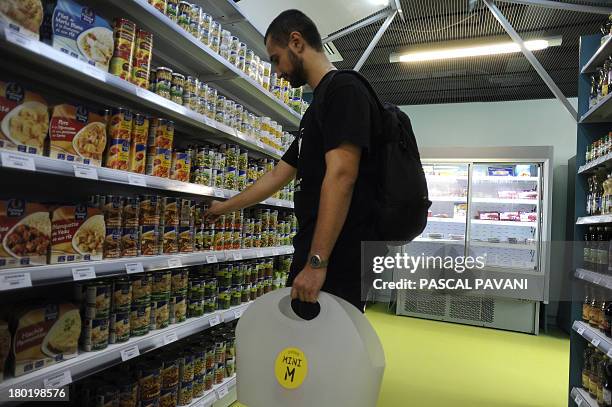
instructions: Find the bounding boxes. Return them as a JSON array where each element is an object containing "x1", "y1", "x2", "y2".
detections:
[{"x1": 286, "y1": 49, "x2": 307, "y2": 88}]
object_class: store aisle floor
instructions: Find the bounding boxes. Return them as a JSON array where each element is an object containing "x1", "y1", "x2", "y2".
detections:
[{"x1": 232, "y1": 303, "x2": 570, "y2": 407}]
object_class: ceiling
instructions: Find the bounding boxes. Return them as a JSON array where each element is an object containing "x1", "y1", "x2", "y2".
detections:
[{"x1": 327, "y1": 0, "x2": 608, "y2": 105}]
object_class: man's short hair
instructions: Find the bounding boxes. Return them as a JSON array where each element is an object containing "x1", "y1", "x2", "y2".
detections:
[{"x1": 265, "y1": 10, "x2": 323, "y2": 52}]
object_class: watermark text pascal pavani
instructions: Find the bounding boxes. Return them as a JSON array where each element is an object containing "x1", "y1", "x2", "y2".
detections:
[{"x1": 370, "y1": 253, "x2": 528, "y2": 291}]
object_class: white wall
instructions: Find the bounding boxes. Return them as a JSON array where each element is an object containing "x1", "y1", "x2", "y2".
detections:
[{"x1": 401, "y1": 98, "x2": 578, "y2": 323}]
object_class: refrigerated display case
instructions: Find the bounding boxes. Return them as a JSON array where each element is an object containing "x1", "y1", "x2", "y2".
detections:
[{"x1": 396, "y1": 147, "x2": 553, "y2": 334}]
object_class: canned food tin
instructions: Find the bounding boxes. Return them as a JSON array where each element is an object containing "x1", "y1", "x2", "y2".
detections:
[
  {"x1": 228, "y1": 50, "x2": 238, "y2": 66},
  {"x1": 110, "y1": 18, "x2": 136, "y2": 80},
  {"x1": 185, "y1": 76, "x2": 198, "y2": 94},
  {"x1": 161, "y1": 355, "x2": 180, "y2": 389},
  {"x1": 131, "y1": 273, "x2": 152, "y2": 304},
  {"x1": 171, "y1": 73, "x2": 185, "y2": 89},
  {"x1": 165, "y1": 0, "x2": 179, "y2": 21},
  {"x1": 231, "y1": 285, "x2": 241, "y2": 306},
  {"x1": 161, "y1": 197, "x2": 179, "y2": 226},
  {"x1": 122, "y1": 197, "x2": 140, "y2": 228},
  {"x1": 148, "y1": 0, "x2": 167, "y2": 13},
  {"x1": 151, "y1": 270, "x2": 171, "y2": 299},
  {"x1": 178, "y1": 380, "x2": 193, "y2": 405},
  {"x1": 171, "y1": 268, "x2": 189, "y2": 294},
  {"x1": 118, "y1": 376, "x2": 138, "y2": 406},
  {"x1": 204, "y1": 296, "x2": 216, "y2": 313},
  {"x1": 193, "y1": 374, "x2": 204, "y2": 398},
  {"x1": 178, "y1": 227, "x2": 194, "y2": 253},
  {"x1": 96, "y1": 385, "x2": 119, "y2": 407},
  {"x1": 217, "y1": 288, "x2": 230, "y2": 310},
  {"x1": 149, "y1": 68, "x2": 157, "y2": 92},
  {"x1": 130, "y1": 303, "x2": 151, "y2": 336},
  {"x1": 159, "y1": 387, "x2": 177, "y2": 407},
  {"x1": 161, "y1": 226, "x2": 178, "y2": 254},
  {"x1": 104, "y1": 227, "x2": 122, "y2": 259},
  {"x1": 131, "y1": 29, "x2": 153, "y2": 89},
  {"x1": 140, "y1": 195, "x2": 161, "y2": 226},
  {"x1": 148, "y1": 118, "x2": 175, "y2": 149},
  {"x1": 201, "y1": 229, "x2": 214, "y2": 251},
  {"x1": 170, "y1": 151, "x2": 191, "y2": 182},
  {"x1": 214, "y1": 363, "x2": 225, "y2": 384},
  {"x1": 155, "y1": 84, "x2": 171, "y2": 100},
  {"x1": 112, "y1": 278, "x2": 132, "y2": 311},
  {"x1": 101, "y1": 195, "x2": 123, "y2": 227},
  {"x1": 241, "y1": 284, "x2": 250, "y2": 303},
  {"x1": 171, "y1": 88, "x2": 183, "y2": 105},
  {"x1": 170, "y1": 294, "x2": 187, "y2": 323},
  {"x1": 188, "y1": 298, "x2": 204, "y2": 317},
  {"x1": 109, "y1": 108, "x2": 133, "y2": 142},
  {"x1": 204, "y1": 368, "x2": 214, "y2": 391},
  {"x1": 146, "y1": 147, "x2": 171, "y2": 178},
  {"x1": 85, "y1": 281, "x2": 111, "y2": 316},
  {"x1": 140, "y1": 226, "x2": 160, "y2": 255},
  {"x1": 138, "y1": 362, "x2": 161, "y2": 400},
  {"x1": 151, "y1": 299, "x2": 169, "y2": 330},
  {"x1": 204, "y1": 278, "x2": 217, "y2": 297},
  {"x1": 109, "y1": 311, "x2": 130, "y2": 343},
  {"x1": 189, "y1": 278, "x2": 204, "y2": 300},
  {"x1": 156, "y1": 67, "x2": 173, "y2": 83},
  {"x1": 81, "y1": 317, "x2": 109, "y2": 351}
]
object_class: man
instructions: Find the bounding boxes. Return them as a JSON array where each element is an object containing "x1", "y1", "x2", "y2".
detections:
[{"x1": 205, "y1": 9, "x2": 380, "y2": 311}]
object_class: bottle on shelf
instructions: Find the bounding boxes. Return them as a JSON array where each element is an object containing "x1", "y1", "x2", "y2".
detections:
[
  {"x1": 599, "y1": 354, "x2": 608, "y2": 404},
  {"x1": 591, "y1": 288, "x2": 602, "y2": 328},
  {"x1": 585, "y1": 285, "x2": 593, "y2": 323},
  {"x1": 591, "y1": 75, "x2": 600, "y2": 109},
  {"x1": 598, "y1": 226, "x2": 609, "y2": 274},
  {"x1": 603, "y1": 174, "x2": 612, "y2": 215},
  {"x1": 591, "y1": 349, "x2": 600, "y2": 398},
  {"x1": 584, "y1": 345, "x2": 593, "y2": 390},
  {"x1": 601, "y1": 295, "x2": 610, "y2": 334}
]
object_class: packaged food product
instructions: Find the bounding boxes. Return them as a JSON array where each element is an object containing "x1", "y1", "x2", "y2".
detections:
[
  {"x1": 0, "y1": 200, "x2": 50, "y2": 269},
  {"x1": 477, "y1": 211, "x2": 500, "y2": 221},
  {"x1": 131, "y1": 273, "x2": 152, "y2": 304},
  {"x1": 161, "y1": 226, "x2": 178, "y2": 254},
  {"x1": 140, "y1": 225, "x2": 160, "y2": 255},
  {"x1": 170, "y1": 295, "x2": 186, "y2": 323},
  {"x1": 50, "y1": 204, "x2": 105, "y2": 264},
  {"x1": 101, "y1": 195, "x2": 123, "y2": 227},
  {"x1": 130, "y1": 303, "x2": 151, "y2": 336},
  {"x1": 0, "y1": 0, "x2": 43, "y2": 39},
  {"x1": 151, "y1": 270, "x2": 171, "y2": 300},
  {"x1": 140, "y1": 195, "x2": 161, "y2": 226},
  {"x1": 129, "y1": 114, "x2": 149, "y2": 173},
  {"x1": 84, "y1": 281, "x2": 111, "y2": 317},
  {"x1": 160, "y1": 387, "x2": 177, "y2": 407},
  {"x1": 138, "y1": 362, "x2": 162, "y2": 400},
  {"x1": 500, "y1": 211, "x2": 521, "y2": 221},
  {"x1": 109, "y1": 311, "x2": 130, "y2": 343},
  {"x1": 178, "y1": 227, "x2": 193, "y2": 253},
  {"x1": 151, "y1": 299, "x2": 169, "y2": 329},
  {"x1": 179, "y1": 352, "x2": 195, "y2": 382},
  {"x1": 118, "y1": 377, "x2": 138, "y2": 406},
  {"x1": 109, "y1": 18, "x2": 136, "y2": 80},
  {"x1": 0, "y1": 321, "x2": 11, "y2": 381},
  {"x1": 81, "y1": 317, "x2": 109, "y2": 351},
  {"x1": 35, "y1": 108, "x2": 84, "y2": 153},
  {"x1": 112, "y1": 278, "x2": 132, "y2": 311},
  {"x1": 160, "y1": 355, "x2": 179, "y2": 389},
  {"x1": 178, "y1": 380, "x2": 193, "y2": 405},
  {"x1": 106, "y1": 108, "x2": 133, "y2": 170},
  {"x1": 171, "y1": 268, "x2": 189, "y2": 294},
  {"x1": 146, "y1": 146, "x2": 171, "y2": 178},
  {"x1": 10, "y1": 302, "x2": 81, "y2": 377},
  {"x1": 123, "y1": 197, "x2": 140, "y2": 228},
  {"x1": 170, "y1": 150, "x2": 191, "y2": 182},
  {"x1": 130, "y1": 29, "x2": 153, "y2": 88},
  {"x1": 161, "y1": 197, "x2": 179, "y2": 226},
  {"x1": 0, "y1": 81, "x2": 49, "y2": 155},
  {"x1": 148, "y1": 0, "x2": 167, "y2": 13}
]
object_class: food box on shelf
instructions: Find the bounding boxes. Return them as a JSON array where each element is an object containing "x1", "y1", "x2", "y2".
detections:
[
  {"x1": 500, "y1": 211, "x2": 520, "y2": 221},
  {"x1": 478, "y1": 211, "x2": 500, "y2": 221},
  {"x1": 0, "y1": 199, "x2": 51, "y2": 269},
  {"x1": 50, "y1": 204, "x2": 105, "y2": 264},
  {"x1": 0, "y1": 0, "x2": 44, "y2": 39}
]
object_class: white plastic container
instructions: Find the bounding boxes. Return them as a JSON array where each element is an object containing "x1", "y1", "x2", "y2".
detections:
[{"x1": 236, "y1": 288, "x2": 385, "y2": 407}]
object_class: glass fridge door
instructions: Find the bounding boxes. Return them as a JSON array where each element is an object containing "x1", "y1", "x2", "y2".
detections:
[
  {"x1": 406, "y1": 162, "x2": 469, "y2": 260},
  {"x1": 467, "y1": 162, "x2": 542, "y2": 271}
]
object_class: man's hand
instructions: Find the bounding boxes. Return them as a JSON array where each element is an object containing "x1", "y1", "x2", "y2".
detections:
[
  {"x1": 291, "y1": 266, "x2": 327, "y2": 303},
  {"x1": 204, "y1": 200, "x2": 228, "y2": 222}
]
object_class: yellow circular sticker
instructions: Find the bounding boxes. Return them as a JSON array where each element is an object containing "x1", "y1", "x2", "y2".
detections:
[{"x1": 274, "y1": 347, "x2": 308, "y2": 389}]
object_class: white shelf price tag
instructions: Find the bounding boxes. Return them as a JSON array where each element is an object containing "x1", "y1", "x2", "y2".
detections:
[
  {"x1": 192, "y1": 400, "x2": 205, "y2": 407},
  {"x1": 233, "y1": 252, "x2": 243, "y2": 261},
  {"x1": 234, "y1": 308, "x2": 244, "y2": 319},
  {"x1": 121, "y1": 345, "x2": 140, "y2": 361},
  {"x1": 592, "y1": 338, "x2": 601, "y2": 347},
  {"x1": 1, "y1": 152, "x2": 35, "y2": 171},
  {"x1": 216, "y1": 385, "x2": 229, "y2": 399},
  {"x1": 272, "y1": 250, "x2": 280, "y2": 256},
  {"x1": 72, "y1": 266, "x2": 96, "y2": 281},
  {"x1": 209, "y1": 315, "x2": 221, "y2": 327},
  {"x1": 576, "y1": 396, "x2": 583, "y2": 407},
  {"x1": 163, "y1": 332, "x2": 178, "y2": 345},
  {"x1": 577, "y1": 272, "x2": 585, "y2": 279},
  {"x1": 607, "y1": 349, "x2": 612, "y2": 358},
  {"x1": 43, "y1": 370, "x2": 72, "y2": 389},
  {"x1": 202, "y1": 391, "x2": 218, "y2": 406},
  {"x1": 125, "y1": 262, "x2": 144, "y2": 274},
  {"x1": 0, "y1": 272, "x2": 32, "y2": 291},
  {"x1": 206, "y1": 254, "x2": 218, "y2": 264},
  {"x1": 82, "y1": 64, "x2": 106, "y2": 83},
  {"x1": 594, "y1": 277, "x2": 602, "y2": 285},
  {"x1": 257, "y1": 250, "x2": 264, "y2": 258},
  {"x1": 204, "y1": 117, "x2": 216, "y2": 129},
  {"x1": 256, "y1": 140, "x2": 264, "y2": 149},
  {"x1": 577, "y1": 326, "x2": 586, "y2": 335},
  {"x1": 128, "y1": 174, "x2": 147, "y2": 187},
  {"x1": 214, "y1": 189, "x2": 225, "y2": 198},
  {"x1": 73, "y1": 164, "x2": 98, "y2": 180},
  {"x1": 168, "y1": 258, "x2": 182, "y2": 268}
]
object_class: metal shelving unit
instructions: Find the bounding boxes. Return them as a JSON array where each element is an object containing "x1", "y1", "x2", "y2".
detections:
[
  {"x1": 578, "y1": 152, "x2": 612, "y2": 174},
  {"x1": 571, "y1": 387, "x2": 599, "y2": 407},
  {"x1": 576, "y1": 215, "x2": 612, "y2": 225},
  {"x1": 575, "y1": 268, "x2": 612, "y2": 290},
  {"x1": 188, "y1": 376, "x2": 237, "y2": 407},
  {"x1": 581, "y1": 36, "x2": 612, "y2": 74},
  {"x1": 0, "y1": 246, "x2": 294, "y2": 292},
  {"x1": 572, "y1": 321, "x2": 612, "y2": 357},
  {"x1": 0, "y1": 28, "x2": 286, "y2": 159},
  {"x1": 0, "y1": 149, "x2": 294, "y2": 209},
  {"x1": 0, "y1": 302, "x2": 249, "y2": 399},
  {"x1": 580, "y1": 91, "x2": 612, "y2": 123},
  {"x1": 87, "y1": 0, "x2": 301, "y2": 128}
]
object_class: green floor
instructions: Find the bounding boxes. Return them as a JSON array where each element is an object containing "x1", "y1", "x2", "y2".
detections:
[{"x1": 233, "y1": 303, "x2": 570, "y2": 407}]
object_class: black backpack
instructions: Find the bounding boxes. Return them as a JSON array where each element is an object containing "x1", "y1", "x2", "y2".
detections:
[{"x1": 315, "y1": 70, "x2": 431, "y2": 244}]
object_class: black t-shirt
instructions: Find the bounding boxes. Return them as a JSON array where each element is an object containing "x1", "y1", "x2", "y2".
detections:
[{"x1": 281, "y1": 70, "x2": 380, "y2": 285}]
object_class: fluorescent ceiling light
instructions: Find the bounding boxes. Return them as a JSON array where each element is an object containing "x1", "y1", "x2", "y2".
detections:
[{"x1": 391, "y1": 39, "x2": 553, "y2": 63}]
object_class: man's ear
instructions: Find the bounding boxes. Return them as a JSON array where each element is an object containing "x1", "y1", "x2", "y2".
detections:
[{"x1": 289, "y1": 31, "x2": 305, "y2": 53}]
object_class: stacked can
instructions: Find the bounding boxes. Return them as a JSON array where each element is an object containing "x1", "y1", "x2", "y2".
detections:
[
  {"x1": 148, "y1": 0, "x2": 167, "y2": 13},
  {"x1": 128, "y1": 113, "x2": 149, "y2": 174},
  {"x1": 170, "y1": 148, "x2": 192, "y2": 183},
  {"x1": 105, "y1": 108, "x2": 133, "y2": 171},
  {"x1": 101, "y1": 195, "x2": 124, "y2": 259},
  {"x1": 110, "y1": 18, "x2": 137, "y2": 81},
  {"x1": 171, "y1": 73, "x2": 185, "y2": 105},
  {"x1": 210, "y1": 21, "x2": 221, "y2": 53},
  {"x1": 130, "y1": 273, "x2": 152, "y2": 336},
  {"x1": 199, "y1": 12, "x2": 213, "y2": 47},
  {"x1": 146, "y1": 118, "x2": 174, "y2": 178},
  {"x1": 79, "y1": 281, "x2": 111, "y2": 351},
  {"x1": 183, "y1": 75, "x2": 198, "y2": 112},
  {"x1": 152, "y1": 66, "x2": 172, "y2": 99},
  {"x1": 165, "y1": 0, "x2": 179, "y2": 21},
  {"x1": 189, "y1": 4, "x2": 202, "y2": 39},
  {"x1": 151, "y1": 270, "x2": 171, "y2": 330},
  {"x1": 122, "y1": 197, "x2": 140, "y2": 257},
  {"x1": 170, "y1": 268, "x2": 189, "y2": 323},
  {"x1": 131, "y1": 29, "x2": 153, "y2": 89},
  {"x1": 177, "y1": 1, "x2": 192, "y2": 32},
  {"x1": 220, "y1": 29, "x2": 231, "y2": 59},
  {"x1": 159, "y1": 353, "x2": 180, "y2": 406},
  {"x1": 139, "y1": 195, "x2": 161, "y2": 255},
  {"x1": 178, "y1": 198, "x2": 195, "y2": 253},
  {"x1": 160, "y1": 197, "x2": 179, "y2": 254},
  {"x1": 110, "y1": 277, "x2": 132, "y2": 344}
]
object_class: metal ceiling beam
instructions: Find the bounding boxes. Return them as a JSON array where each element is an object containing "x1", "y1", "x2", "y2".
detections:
[
  {"x1": 496, "y1": 0, "x2": 612, "y2": 15},
  {"x1": 322, "y1": 9, "x2": 392, "y2": 44},
  {"x1": 483, "y1": 0, "x2": 578, "y2": 122},
  {"x1": 355, "y1": 10, "x2": 398, "y2": 72},
  {"x1": 390, "y1": 0, "x2": 405, "y2": 21}
]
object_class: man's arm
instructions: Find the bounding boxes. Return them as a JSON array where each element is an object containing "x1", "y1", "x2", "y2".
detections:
[
  {"x1": 290, "y1": 142, "x2": 361, "y2": 302},
  {"x1": 205, "y1": 160, "x2": 296, "y2": 218}
]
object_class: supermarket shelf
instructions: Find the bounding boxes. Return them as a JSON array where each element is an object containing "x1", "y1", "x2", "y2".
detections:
[
  {"x1": 470, "y1": 241, "x2": 537, "y2": 250},
  {"x1": 196, "y1": 0, "x2": 268, "y2": 58},
  {"x1": 429, "y1": 197, "x2": 467, "y2": 202},
  {"x1": 95, "y1": 0, "x2": 301, "y2": 128},
  {"x1": 580, "y1": 91, "x2": 612, "y2": 124},
  {"x1": 572, "y1": 320, "x2": 612, "y2": 358},
  {"x1": 0, "y1": 27, "x2": 284, "y2": 160},
  {"x1": 471, "y1": 219, "x2": 537, "y2": 227},
  {"x1": 0, "y1": 303, "x2": 249, "y2": 398},
  {"x1": 473, "y1": 176, "x2": 539, "y2": 182},
  {"x1": 0, "y1": 246, "x2": 294, "y2": 292},
  {"x1": 188, "y1": 376, "x2": 237, "y2": 407},
  {"x1": 570, "y1": 387, "x2": 598, "y2": 407},
  {"x1": 578, "y1": 152, "x2": 612, "y2": 174},
  {"x1": 575, "y1": 268, "x2": 612, "y2": 290},
  {"x1": 414, "y1": 237, "x2": 465, "y2": 244},
  {"x1": 0, "y1": 149, "x2": 294, "y2": 209},
  {"x1": 472, "y1": 198, "x2": 538, "y2": 204},
  {"x1": 425, "y1": 174, "x2": 468, "y2": 180},
  {"x1": 576, "y1": 215, "x2": 612, "y2": 225},
  {"x1": 426, "y1": 217, "x2": 466, "y2": 224},
  {"x1": 581, "y1": 36, "x2": 612, "y2": 74}
]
